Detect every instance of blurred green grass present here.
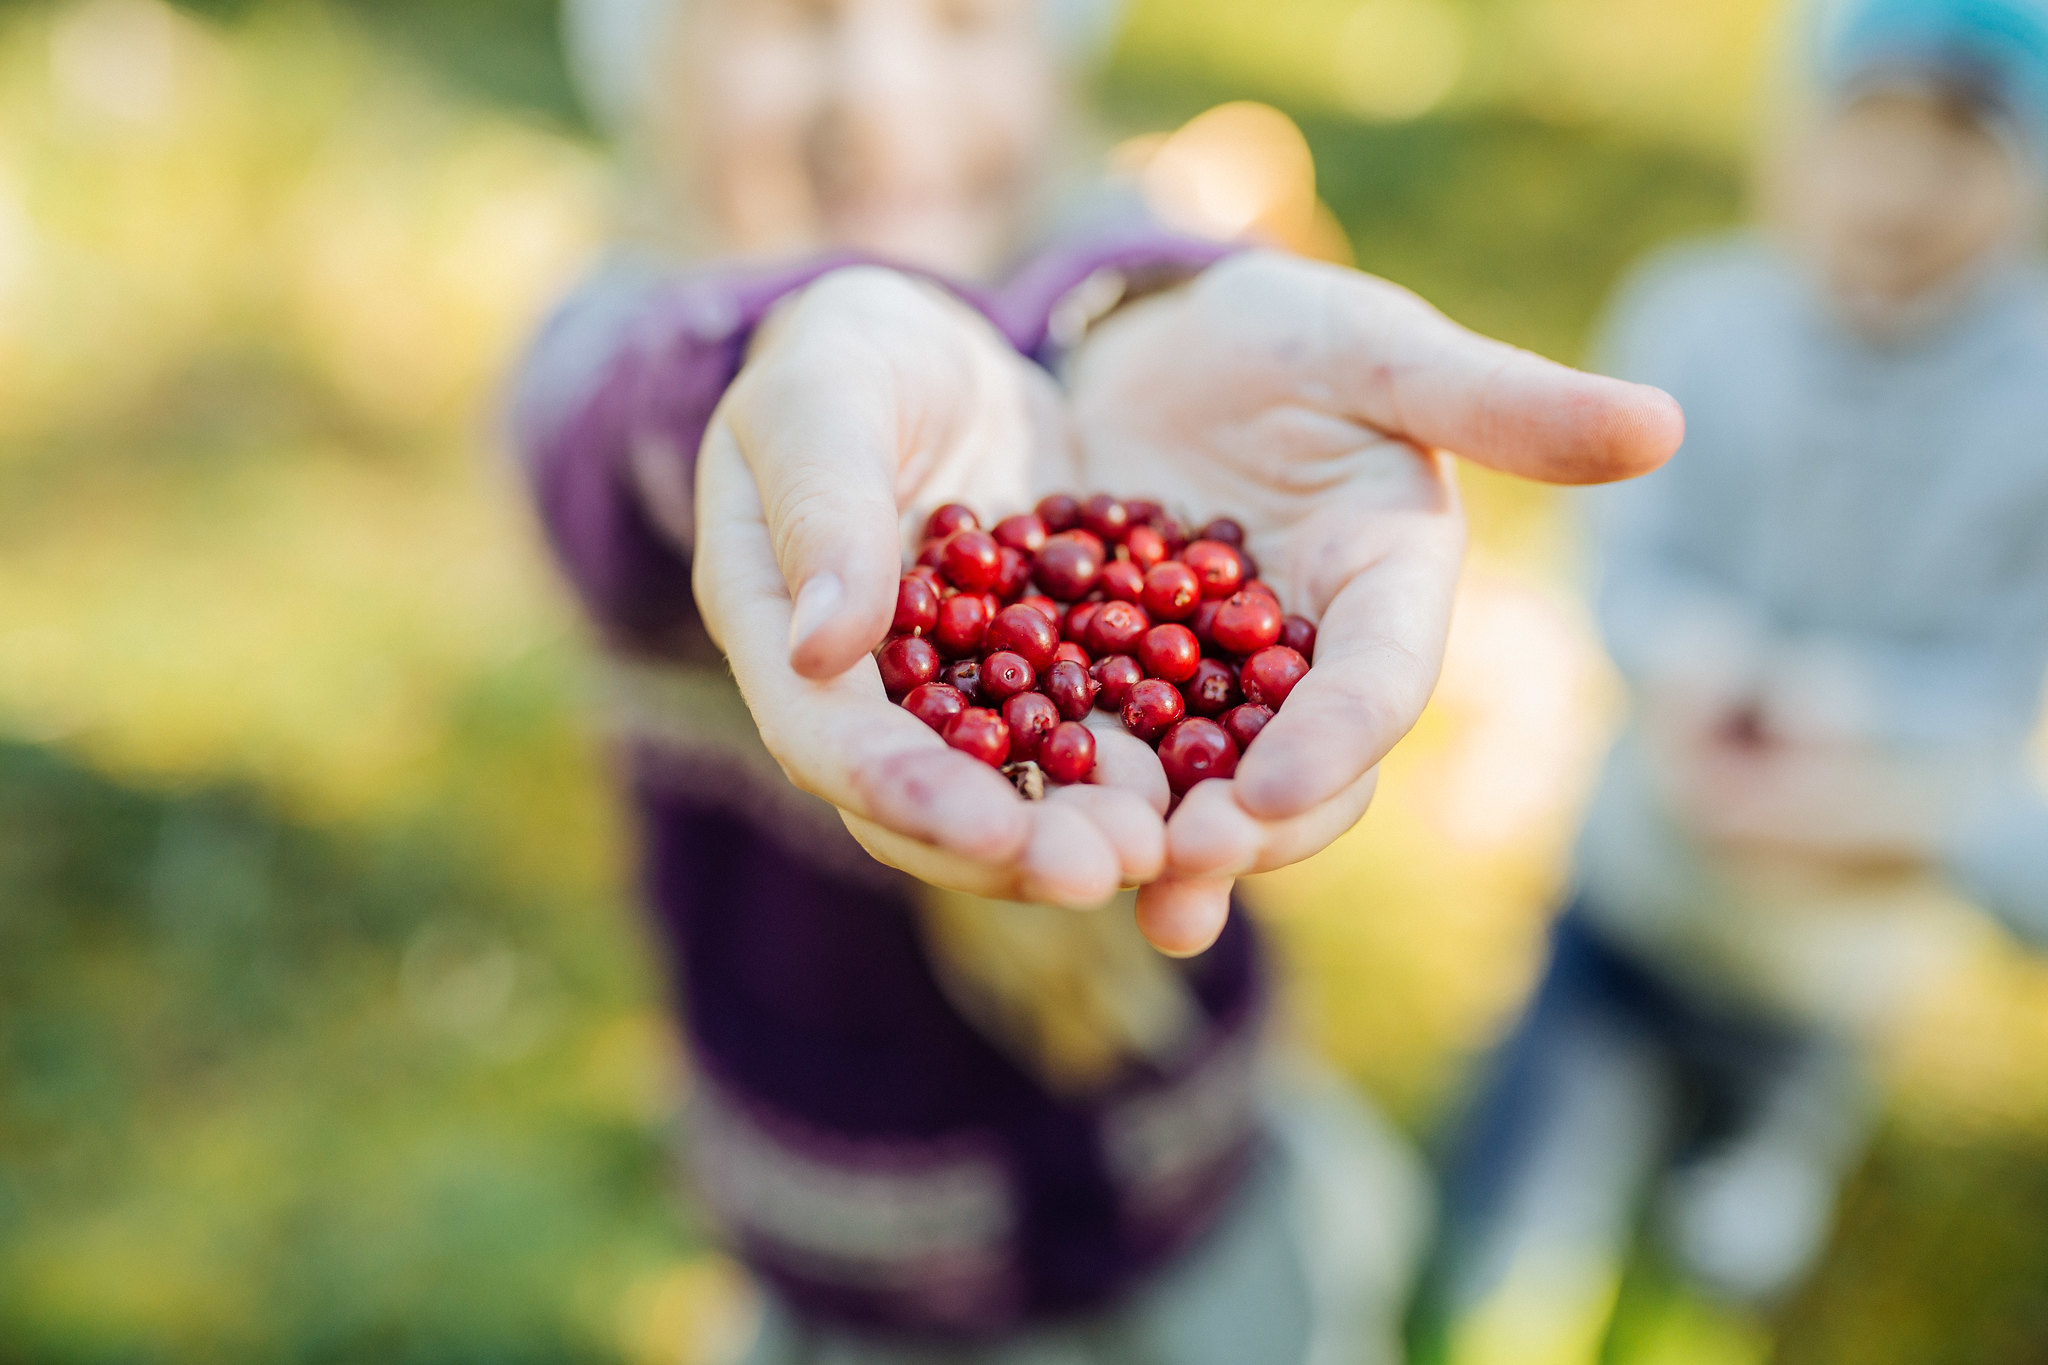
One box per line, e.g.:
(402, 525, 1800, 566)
(3, 1, 2047, 1363)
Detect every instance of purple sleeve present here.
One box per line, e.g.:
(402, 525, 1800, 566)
(513, 231, 1236, 655)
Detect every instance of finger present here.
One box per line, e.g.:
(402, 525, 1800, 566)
(1083, 713, 1171, 816)
(1049, 784, 1167, 886)
(1134, 878, 1236, 958)
(1234, 525, 1459, 821)
(1292, 258, 1685, 484)
(1165, 769, 1380, 878)
(1017, 800, 1124, 910)
(723, 269, 963, 680)
(696, 432, 1033, 863)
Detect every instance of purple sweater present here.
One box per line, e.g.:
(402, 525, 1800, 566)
(513, 234, 1267, 1340)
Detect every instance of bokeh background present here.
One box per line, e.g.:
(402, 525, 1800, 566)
(4, 1, 2048, 1361)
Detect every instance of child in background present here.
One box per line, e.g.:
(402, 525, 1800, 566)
(1431, 0, 2048, 1359)
(519, 0, 1679, 1359)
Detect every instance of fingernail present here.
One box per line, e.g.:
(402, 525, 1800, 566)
(788, 573, 844, 657)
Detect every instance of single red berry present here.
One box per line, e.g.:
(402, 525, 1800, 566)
(1242, 579, 1279, 601)
(1087, 600, 1150, 658)
(1101, 560, 1145, 603)
(1080, 494, 1130, 544)
(925, 503, 979, 541)
(995, 545, 1032, 600)
(1034, 531, 1105, 601)
(934, 593, 991, 658)
(980, 592, 1003, 620)
(980, 650, 1037, 703)
(944, 707, 1010, 767)
(1239, 548, 1261, 580)
(893, 574, 941, 637)
(1198, 517, 1245, 548)
(993, 513, 1048, 555)
(1191, 599, 1223, 654)
(1157, 718, 1240, 794)
(1035, 493, 1081, 533)
(1212, 590, 1284, 656)
(1141, 561, 1202, 623)
(877, 635, 940, 699)
(1139, 624, 1201, 684)
(903, 682, 968, 733)
(984, 603, 1059, 673)
(1279, 615, 1317, 659)
(1239, 646, 1310, 708)
(1046, 659, 1099, 720)
(1183, 657, 1241, 716)
(1040, 721, 1097, 785)
(1064, 599, 1103, 643)
(910, 563, 945, 594)
(1053, 641, 1091, 669)
(916, 538, 947, 571)
(1091, 654, 1143, 710)
(1020, 593, 1061, 627)
(1183, 540, 1246, 600)
(1221, 703, 1274, 751)
(1124, 498, 1165, 529)
(1121, 677, 1186, 742)
(942, 529, 1002, 594)
(1157, 516, 1190, 554)
(1002, 691, 1060, 761)
(943, 658, 983, 703)
(1125, 524, 1168, 571)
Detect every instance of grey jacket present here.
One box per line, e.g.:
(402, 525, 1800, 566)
(1574, 235, 2048, 1021)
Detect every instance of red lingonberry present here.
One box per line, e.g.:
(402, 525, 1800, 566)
(943, 658, 983, 703)
(942, 529, 1002, 594)
(1157, 516, 1190, 554)
(903, 682, 968, 733)
(984, 603, 1059, 673)
(878, 636, 940, 699)
(1141, 561, 1202, 622)
(916, 539, 947, 570)
(944, 707, 1010, 767)
(1183, 657, 1241, 717)
(1046, 659, 1100, 720)
(1053, 641, 1091, 669)
(1100, 560, 1145, 603)
(1183, 540, 1246, 600)
(1091, 654, 1144, 710)
(1020, 593, 1062, 627)
(1064, 600, 1102, 643)
(1198, 517, 1245, 548)
(1125, 524, 1168, 571)
(995, 546, 1032, 600)
(1002, 691, 1060, 761)
(910, 564, 945, 593)
(1239, 548, 1261, 580)
(993, 513, 1048, 555)
(925, 503, 979, 541)
(1211, 590, 1283, 656)
(1278, 615, 1317, 660)
(1040, 721, 1097, 785)
(1221, 703, 1274, 751)
(980, 650, 1037, 703)
(980, 592, 1003, 621)
(1191, 599, 1223, 654)
(1034, 531, 1105, 601)
(1239, 646, 1310, 708)
(1157, 718, 1240, 794)
(1035, 493, 1081, 533)
(1080, 494, 1130, 544)
(1087, 600, 1150, 658)
(1121, 677, 1186, 742)
(1139, 624, 1201, 684)
(934, 593, 991, 658)
(894, 575, 940, 637)
(1124, 498, 1165, 529)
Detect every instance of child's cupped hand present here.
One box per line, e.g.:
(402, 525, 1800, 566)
(694, 255, 1685, 951)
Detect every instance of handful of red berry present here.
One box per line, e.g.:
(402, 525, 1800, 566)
(876, 494, 1316, 799)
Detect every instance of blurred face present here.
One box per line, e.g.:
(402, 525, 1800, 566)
(1788, 88, 2031, 337)
(657, 0, 1064, 279)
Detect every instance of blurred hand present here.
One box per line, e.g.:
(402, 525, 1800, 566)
(692, 267, 1169, 907)
(1065, 252, 1686, 953)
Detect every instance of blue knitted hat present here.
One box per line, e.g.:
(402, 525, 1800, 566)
(1815, 0, 2048, 160)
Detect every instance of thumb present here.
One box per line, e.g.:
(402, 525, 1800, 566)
(719, 269, 965, 680)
